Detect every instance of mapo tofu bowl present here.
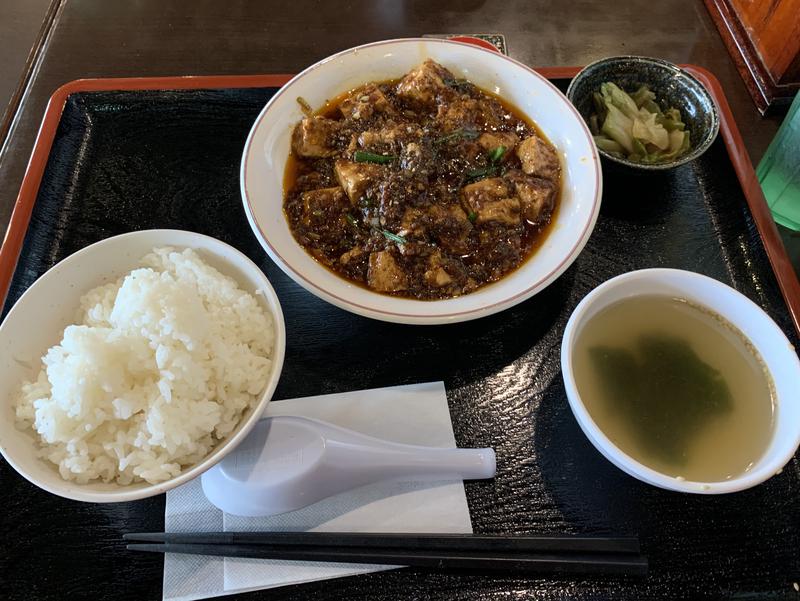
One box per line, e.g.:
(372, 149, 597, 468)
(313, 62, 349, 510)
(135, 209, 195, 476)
(241, 39, 601, 324)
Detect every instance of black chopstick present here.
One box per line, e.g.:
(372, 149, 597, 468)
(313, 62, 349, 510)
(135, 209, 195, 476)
(126, 542, 648, 576)
(123, 532, 640, 555)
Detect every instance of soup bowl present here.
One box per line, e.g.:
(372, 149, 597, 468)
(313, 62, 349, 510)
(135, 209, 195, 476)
(241, 38, 602, 324)
(561, 268, 800, 494)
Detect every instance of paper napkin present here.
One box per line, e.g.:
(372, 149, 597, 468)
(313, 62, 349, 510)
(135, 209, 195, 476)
(162, 381, 473, 601)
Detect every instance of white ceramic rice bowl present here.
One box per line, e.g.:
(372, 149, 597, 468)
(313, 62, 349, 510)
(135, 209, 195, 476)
(0, 230, 286, 502)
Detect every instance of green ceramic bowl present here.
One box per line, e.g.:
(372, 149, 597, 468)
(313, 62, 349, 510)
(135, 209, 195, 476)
(566, 56, 720, 171)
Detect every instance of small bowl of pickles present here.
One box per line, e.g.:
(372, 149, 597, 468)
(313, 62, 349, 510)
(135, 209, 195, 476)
(566, 56, 719, 170)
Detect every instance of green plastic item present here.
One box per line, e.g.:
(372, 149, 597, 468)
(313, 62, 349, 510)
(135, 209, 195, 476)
(758, 92, 800, 231)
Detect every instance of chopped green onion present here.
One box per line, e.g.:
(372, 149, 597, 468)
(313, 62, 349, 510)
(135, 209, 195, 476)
(358, 196, 375, 207)
(467, 211, 478, 223)
(354, 151, 396, 164)
(434, 128, 479, 144)
(489, 145, 507, 163)
(465, 166, 498, 182)
(381, 229, 407, 245)
(311, 209, 323, 217)
(444, 78, 471, 88)
(345, 214, 359, 228)
(296, 96, 313, 117)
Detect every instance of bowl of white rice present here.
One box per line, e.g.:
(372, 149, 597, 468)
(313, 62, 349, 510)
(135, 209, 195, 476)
(0, 229, 285, 502)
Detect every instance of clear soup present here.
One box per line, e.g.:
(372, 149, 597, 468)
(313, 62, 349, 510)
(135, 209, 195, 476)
(572, 295, 775, 482)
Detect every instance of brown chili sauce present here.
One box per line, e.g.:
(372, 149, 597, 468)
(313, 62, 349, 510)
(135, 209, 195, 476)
(283, 59, 561, 300)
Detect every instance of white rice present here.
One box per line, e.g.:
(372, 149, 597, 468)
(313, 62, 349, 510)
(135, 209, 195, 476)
(14, 247, 274, 485)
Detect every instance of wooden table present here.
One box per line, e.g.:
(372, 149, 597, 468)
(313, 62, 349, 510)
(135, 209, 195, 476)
(0, 0, 788, 235)
(1, 2, 797, 600)
(0, 0, 52, 127)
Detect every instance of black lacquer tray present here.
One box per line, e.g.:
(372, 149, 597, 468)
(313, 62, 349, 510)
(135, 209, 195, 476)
(1, 70, 798, 601)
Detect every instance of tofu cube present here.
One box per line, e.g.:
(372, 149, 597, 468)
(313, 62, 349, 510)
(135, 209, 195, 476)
(301, 187, 348, 227)
(396, 59, 454, 108)
(339, 84, 392, 120)
(477, 131, 519, 154)
(367, 251, 408, 292)
(504, 170, 557, 224)
(423, 253, 453, 288)
(291, 117, 340, 158)
(516, 135, 560, 180)
(460, 178, 521, 226)
(334, 160, 384, 204)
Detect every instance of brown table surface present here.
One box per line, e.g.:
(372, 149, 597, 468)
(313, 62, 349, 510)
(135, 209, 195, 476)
(0, 0, 52, 125)
(0, 0, 791, 240)
(1, 2, 799, 600)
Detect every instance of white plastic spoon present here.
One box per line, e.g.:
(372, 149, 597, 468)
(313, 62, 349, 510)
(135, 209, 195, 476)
(201, 416, 496, 517)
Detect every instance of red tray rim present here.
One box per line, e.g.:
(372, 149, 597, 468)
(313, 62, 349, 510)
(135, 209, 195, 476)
(1, 66, 798, 336)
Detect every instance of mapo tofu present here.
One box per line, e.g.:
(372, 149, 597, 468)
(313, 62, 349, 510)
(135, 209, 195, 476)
(284, 59, 561, 300)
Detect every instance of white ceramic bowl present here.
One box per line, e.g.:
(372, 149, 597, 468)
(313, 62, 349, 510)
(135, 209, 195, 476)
(241, 38, 602, 324)
(0, 230, 286, 502)
(561, 268, 800, 494)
